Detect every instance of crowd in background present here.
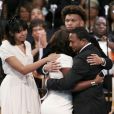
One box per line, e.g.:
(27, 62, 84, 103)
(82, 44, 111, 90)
(0, 0, 113, 37)
(0, 0, 114, 114)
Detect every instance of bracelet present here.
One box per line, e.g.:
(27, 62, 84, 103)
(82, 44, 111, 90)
(42, 65, 49, 75)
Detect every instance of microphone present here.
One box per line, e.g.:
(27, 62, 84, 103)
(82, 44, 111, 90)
(50, 4, 58, 28)
(50, 4, 57, 13)
(104, 5, 109, 16)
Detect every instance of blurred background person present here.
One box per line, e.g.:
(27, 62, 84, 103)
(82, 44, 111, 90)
(29, 8, 54, 42)
(106, 1, 114, 65)
(32, 0, 48, 16)
(31, 8, 45, 21)
(30, 19, 47, 59)
(84, 0, 100, 33)
(27, 8, 46, 43)
(92, 16, 114, 113)
(29, 19, 48, 89)
(46, 0, 85, 31)
(16, 0, 32, 25)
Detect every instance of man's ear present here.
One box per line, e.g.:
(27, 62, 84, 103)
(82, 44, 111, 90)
(82, 38, 87, 42)
(81, 38, 87, 45)
(80, 21, 84, 27)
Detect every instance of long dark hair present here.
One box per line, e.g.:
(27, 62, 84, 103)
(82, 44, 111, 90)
(0, 20, 7, 45)
(5, 17, 28, 45)
(48, 29, 74, 57)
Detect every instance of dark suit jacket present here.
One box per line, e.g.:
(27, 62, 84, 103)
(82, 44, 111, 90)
(89, 34, 112, 70)
(47, 44, 107, 114)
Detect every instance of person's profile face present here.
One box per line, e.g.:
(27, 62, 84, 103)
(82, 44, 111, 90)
(69, 33, 83, 52)
(65, 14, 84, 31)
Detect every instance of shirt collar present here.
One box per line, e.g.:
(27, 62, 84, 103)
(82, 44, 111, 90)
(79, 43, 91, 53)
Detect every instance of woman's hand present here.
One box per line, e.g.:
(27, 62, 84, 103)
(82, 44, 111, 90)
(47, 53, 60, 62)
(44, 61, 61, 72)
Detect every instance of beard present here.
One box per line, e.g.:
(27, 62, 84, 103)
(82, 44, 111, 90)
(72, 48, 78, 53)
(72, 47, 81, 54)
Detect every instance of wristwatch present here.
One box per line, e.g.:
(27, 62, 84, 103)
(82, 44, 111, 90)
(91, 81, 97, 86)
(101, 58, 106, 66)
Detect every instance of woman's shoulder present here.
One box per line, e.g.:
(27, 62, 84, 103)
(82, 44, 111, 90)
(1, 40, 10, 45)
(57, 54, 73, 68)
(59, 54, 72, 59)
(0, 40, 14, 60)
(0, 40, 11, 49)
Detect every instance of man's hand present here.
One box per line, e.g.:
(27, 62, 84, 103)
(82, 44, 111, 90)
(94, 74, 104, 84)
(87, 54, 104, 65)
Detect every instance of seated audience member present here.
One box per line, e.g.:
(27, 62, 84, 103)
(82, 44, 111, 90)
(84, 0, 100, 33)
(30, 19, 48, 89)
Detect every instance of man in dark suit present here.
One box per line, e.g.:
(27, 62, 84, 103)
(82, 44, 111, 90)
(46, 27, 107, 114)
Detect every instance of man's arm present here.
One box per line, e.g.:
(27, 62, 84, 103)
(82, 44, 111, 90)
(103, 57, 113, 69)
(72, 73, 104, 92)
(87, 54, 113, 70)
(45, 60, 104, 92)
(88, 35, 113, 70)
